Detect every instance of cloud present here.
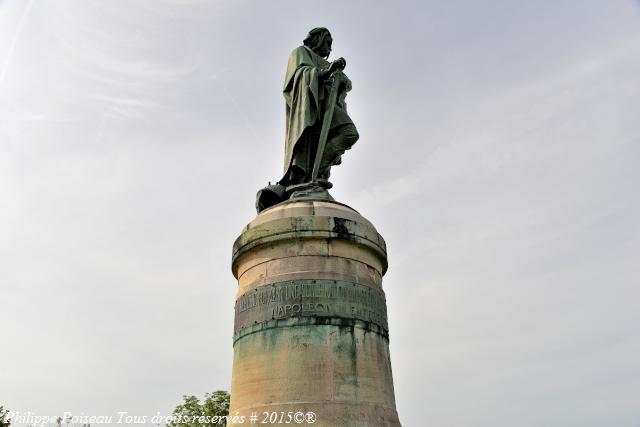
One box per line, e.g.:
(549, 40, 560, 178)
(1, 2, 639, 426)
(0, 0, 34, 93)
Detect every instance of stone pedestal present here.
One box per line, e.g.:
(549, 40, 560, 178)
(229, 200, 400, 426)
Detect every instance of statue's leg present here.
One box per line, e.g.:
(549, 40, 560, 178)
(318, 124, 359, 179)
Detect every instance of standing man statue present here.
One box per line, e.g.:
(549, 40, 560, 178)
(282, 27, 359, 186)
(256, 28, 359, 212)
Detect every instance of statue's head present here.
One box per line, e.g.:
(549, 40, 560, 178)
(303, 27, 332, 59)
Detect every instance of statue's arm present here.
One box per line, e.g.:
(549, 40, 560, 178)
(343, 74, 352, 92)
(318, 57, 346, 80)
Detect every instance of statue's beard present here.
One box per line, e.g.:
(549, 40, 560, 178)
(314, 49, 329, 59)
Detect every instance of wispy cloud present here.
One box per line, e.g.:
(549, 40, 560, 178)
(0, 0, 34, 95)
(1, 2, 639, 426)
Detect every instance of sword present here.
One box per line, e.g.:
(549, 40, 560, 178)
(311, 71, 344, 182)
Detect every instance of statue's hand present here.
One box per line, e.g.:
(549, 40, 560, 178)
(329, 57, 346, 73)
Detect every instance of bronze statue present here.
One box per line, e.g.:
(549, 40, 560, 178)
(256, 28, 359, 212)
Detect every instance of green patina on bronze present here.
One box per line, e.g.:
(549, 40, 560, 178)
(282, 27, 358, 184)
(256, 28, 360, 212)
(233, 280, 389, 341)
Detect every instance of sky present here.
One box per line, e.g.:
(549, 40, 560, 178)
(1, 0, 639, 426)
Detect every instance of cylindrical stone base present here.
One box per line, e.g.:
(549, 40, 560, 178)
(229, 200, 400, 426)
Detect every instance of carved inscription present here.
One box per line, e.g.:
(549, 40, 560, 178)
(234, 280, 388, 334)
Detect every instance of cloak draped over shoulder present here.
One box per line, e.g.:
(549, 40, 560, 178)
(283, 46, 326, 175)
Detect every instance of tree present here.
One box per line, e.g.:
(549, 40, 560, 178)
(168, 391, 230, 427)
(0, 406, 11, 427)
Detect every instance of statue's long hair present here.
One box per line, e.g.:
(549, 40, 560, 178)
(303, 27, 331, 58)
